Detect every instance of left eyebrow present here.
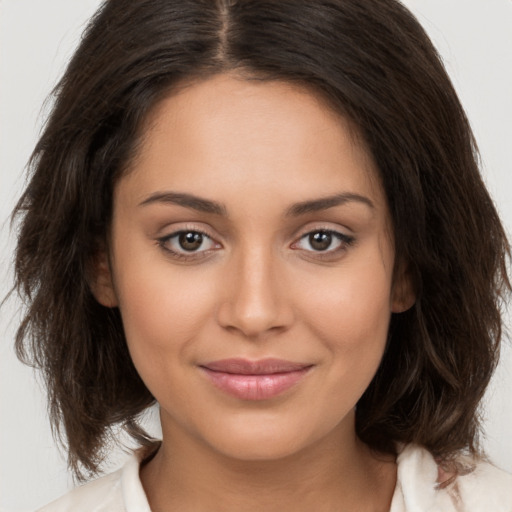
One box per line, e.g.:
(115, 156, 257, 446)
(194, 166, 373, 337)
(285, 193, 375, 217)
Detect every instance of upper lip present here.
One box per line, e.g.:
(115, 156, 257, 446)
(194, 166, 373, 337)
(200, 358, 312, 375)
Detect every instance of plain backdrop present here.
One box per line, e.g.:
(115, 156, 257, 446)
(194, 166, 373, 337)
(1, 1, 511, 510)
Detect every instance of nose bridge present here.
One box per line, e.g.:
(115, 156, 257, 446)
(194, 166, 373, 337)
(217, 241, 291, 337)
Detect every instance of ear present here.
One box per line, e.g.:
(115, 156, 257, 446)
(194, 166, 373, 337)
(89, 249, 118, 308)
(391, 263, 415, 313)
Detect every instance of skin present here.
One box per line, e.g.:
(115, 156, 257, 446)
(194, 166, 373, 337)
(93, 73, 414, 511)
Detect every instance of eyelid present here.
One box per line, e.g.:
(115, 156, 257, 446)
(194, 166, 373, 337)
(154, 222, 355, 262)
(156, 224, 222, 260)
(292, 229, 354, 248)
(292, 222, 354, 242)
(154, 221, 216, 238)
(290, 225, 356, 258)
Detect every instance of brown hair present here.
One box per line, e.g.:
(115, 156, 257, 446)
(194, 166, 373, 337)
(12, 0, 510, 480)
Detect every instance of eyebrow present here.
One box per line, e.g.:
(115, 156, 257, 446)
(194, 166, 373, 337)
(139, 191, 374, 216)
(139, 191, 227, 216)
(285, 193, 374, 216)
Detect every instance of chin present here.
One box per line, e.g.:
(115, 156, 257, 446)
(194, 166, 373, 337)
(197, 413, 330, 463)
(212, 434, 309, 462)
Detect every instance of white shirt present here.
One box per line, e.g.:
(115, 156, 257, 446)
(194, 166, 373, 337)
(38, 444, 512, 512)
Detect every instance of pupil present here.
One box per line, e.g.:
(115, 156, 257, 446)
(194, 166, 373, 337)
(310, 231, 332, 251)
(179, 232, 203, 251)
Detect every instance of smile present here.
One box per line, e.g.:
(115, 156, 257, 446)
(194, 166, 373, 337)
(199, 358, 313, 400)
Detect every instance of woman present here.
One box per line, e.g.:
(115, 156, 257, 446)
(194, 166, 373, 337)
(10, 0, 512, 510)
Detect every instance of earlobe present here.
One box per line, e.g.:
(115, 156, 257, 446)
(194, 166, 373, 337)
(89, 250, 118, 308)
(391, 264, 416, 313)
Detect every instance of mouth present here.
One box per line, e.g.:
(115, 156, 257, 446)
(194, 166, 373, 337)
(199, 358, 313, 401)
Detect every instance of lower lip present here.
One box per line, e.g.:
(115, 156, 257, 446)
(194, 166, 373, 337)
(200, 367, 312, 400)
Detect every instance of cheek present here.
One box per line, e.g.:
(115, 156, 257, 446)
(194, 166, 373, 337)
(300, 252, 393, 360)
(112, 249, 219, 367)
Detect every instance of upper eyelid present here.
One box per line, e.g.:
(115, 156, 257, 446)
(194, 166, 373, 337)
(299, 229, 351, 239)
(160, 227, 212, 237)
(157, 231, 352, 262)
(159, 229, 218, 246)
(292, 229, 354, 247)
(157, 223, 218, 240)
(157, 230, 220, 260)
(292, 223, 354, 240)
(155, 222, 354, 244)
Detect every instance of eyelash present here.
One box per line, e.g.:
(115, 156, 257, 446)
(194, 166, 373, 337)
(291, 229, 356, 260)
(157, 228, 218, 261)
(156, 228, 355, 262)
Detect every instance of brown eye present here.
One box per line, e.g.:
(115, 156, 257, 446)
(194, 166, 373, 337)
(179, 231, 204, 251)
(309, 231, 333, 251)
(158, 229, 219, 258)
(292, 229, 355, 256)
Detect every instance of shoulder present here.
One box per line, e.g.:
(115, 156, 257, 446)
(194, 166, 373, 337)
(37, 468, 124, 512)
(454, 456, 512, 511)
(36, 450, 151, 512)
(394, 444, 512, 512)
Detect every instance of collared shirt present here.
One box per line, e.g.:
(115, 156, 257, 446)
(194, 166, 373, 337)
(38, 444, 512, 512)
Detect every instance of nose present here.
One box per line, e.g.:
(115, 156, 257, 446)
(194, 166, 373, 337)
(216, 246, 294, 339)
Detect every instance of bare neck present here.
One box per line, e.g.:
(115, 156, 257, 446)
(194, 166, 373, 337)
(140, 418, 397, 512)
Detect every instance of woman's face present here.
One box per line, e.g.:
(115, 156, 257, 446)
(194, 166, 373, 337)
(96, 73, 411, 461)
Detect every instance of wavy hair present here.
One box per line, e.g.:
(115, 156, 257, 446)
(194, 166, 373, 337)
(12, 0, 510, 479)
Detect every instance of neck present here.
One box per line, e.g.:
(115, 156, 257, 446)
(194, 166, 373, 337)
(140, 413, 397, 512)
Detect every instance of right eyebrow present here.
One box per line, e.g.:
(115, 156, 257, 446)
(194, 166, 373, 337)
(138, 191, 228, 216)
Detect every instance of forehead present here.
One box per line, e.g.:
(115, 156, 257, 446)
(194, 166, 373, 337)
(120, 73, 386, 213)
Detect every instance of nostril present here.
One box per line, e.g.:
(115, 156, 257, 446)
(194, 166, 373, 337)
(216, 296, 294, 339)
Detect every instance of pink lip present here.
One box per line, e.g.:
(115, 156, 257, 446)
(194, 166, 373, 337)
(200, 358, 313, 400)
